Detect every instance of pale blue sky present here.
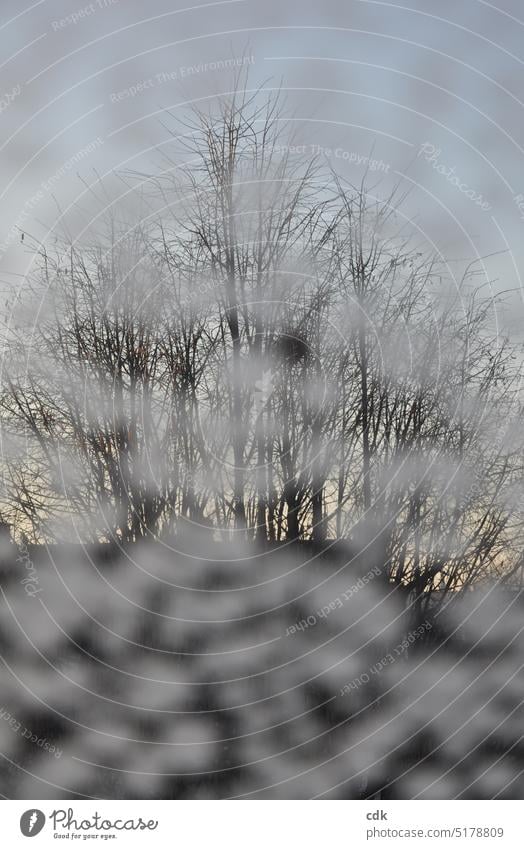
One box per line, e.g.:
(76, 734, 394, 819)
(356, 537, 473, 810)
(1, 0, 523, 336)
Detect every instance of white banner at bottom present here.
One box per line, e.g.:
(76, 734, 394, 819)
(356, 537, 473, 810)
(1, 800, 520, 848)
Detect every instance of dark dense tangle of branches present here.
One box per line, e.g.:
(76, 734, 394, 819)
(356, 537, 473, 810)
(1, 83, 524, 604)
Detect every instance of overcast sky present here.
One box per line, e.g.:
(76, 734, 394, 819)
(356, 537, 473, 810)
(1, 0, 523, 336)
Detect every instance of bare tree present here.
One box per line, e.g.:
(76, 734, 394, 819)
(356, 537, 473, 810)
(1, 78, 523, 598)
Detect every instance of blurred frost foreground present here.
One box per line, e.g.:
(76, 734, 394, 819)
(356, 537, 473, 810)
(0, 81, 523, 798)
(0, 537, 522, 800)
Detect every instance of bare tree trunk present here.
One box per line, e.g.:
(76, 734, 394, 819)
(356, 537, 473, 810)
(359, 319, 372, 513)
(227, 280, 247, 531)
(285, 482, 300, 541)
